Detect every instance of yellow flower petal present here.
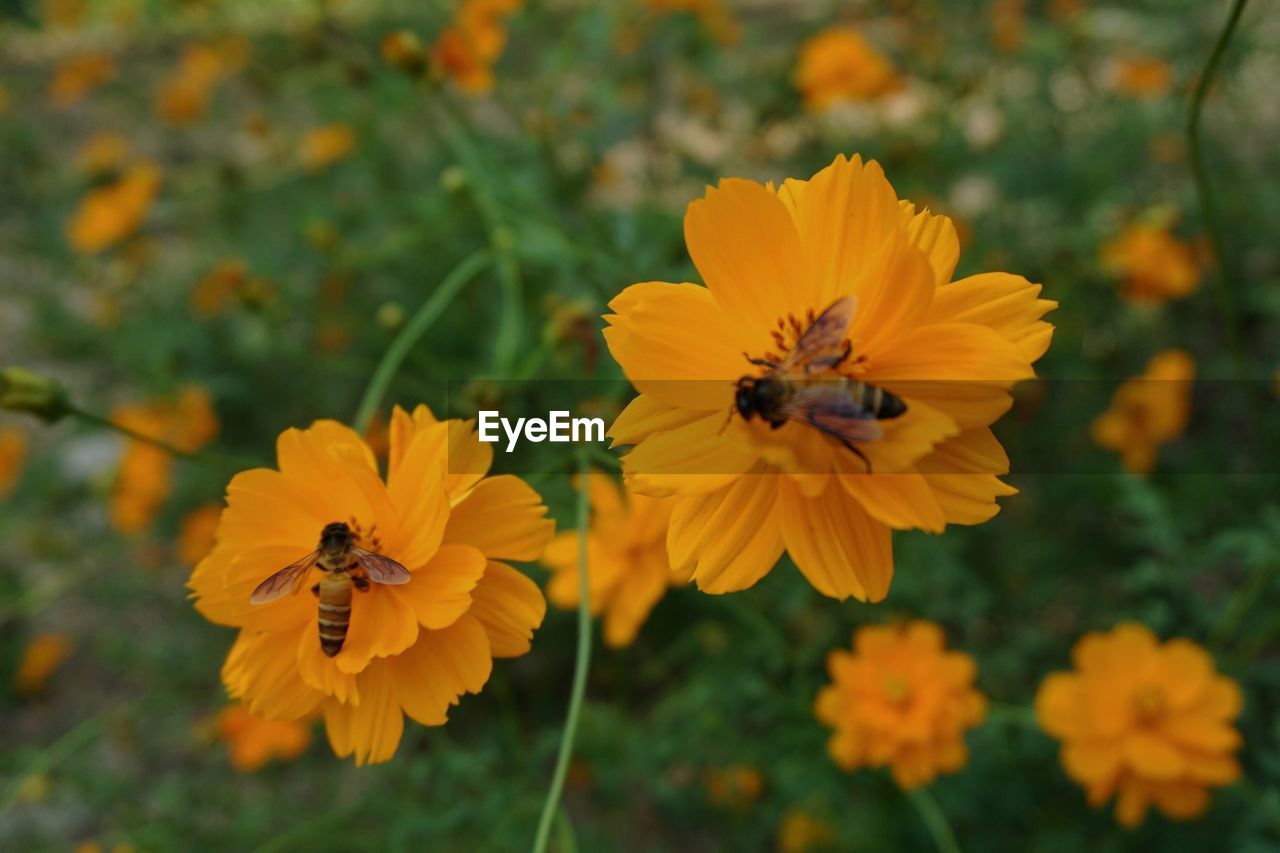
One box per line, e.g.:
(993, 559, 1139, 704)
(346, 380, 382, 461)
(443, 474, 554, 561)
(667, 470, 784, 593)
(924, 272, 1056, 362)
(1123, 731, 1186, 780)
(778, 477, 891, 601)
(223, 631, 325, 720)
(323, 662, 402, 766)
(387, 614, 491, 726)
(469, 561, 546, 657)
(394, 544, 486, 629)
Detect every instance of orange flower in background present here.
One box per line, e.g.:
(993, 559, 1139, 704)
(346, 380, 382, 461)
(300, 124, 357, 171)
(815, 621, 986, 788)
(604, 155, 1055, 601)
(431, 0, 522, 94)
(216, 704, 312, 772)
(76, 132, 130, 176)
(1113, 56, 1173, 99)
(704, 763, 764, 811)
(1091, 349, 1194, 475)
(14, 633, 73, 697)
(1101, 221, 1200, 304)
(155, 39, 248, 126)
(66, 162, 162, 254)
(777, 808, 834, 853)
(0, 426, 27, 498)
(191, 258, 248, 316)
(541, 473, 688, 648)
(794, 28, 899, 112)
(48, 53, 116, 108)
(1036, 623, 1243, 827)
(189, 405, 553, 765)
(111, 386, 219, 535)
(990, 0, 1026, 53)
(179, 504, 223, 565)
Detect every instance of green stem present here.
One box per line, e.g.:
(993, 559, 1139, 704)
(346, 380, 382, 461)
(434, 102, 524, 377)
(0, 709, 112, 820)
(531, 450, 593, 853)
(906, 786, 963, 853)
(352, 250, 493, 433)
(66, 405, 254, 469)
(1187, 0, 1250, 371)
(1210, 558, 1278, 652)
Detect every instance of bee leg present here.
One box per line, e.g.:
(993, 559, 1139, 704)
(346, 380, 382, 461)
(352, 575, 371, 592)
(847, 443, 873, 474)
(310, 583, 320, 598)
(768, 418, 787, 430)
(743, 353, 777, 368)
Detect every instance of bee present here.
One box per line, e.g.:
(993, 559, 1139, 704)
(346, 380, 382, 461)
(250, 521, 411, 657)
(734, 296, 906, 472)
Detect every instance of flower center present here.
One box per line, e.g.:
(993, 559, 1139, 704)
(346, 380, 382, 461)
(881, 674, 911, 706)
(747, 310, 866, 377)
(1132, 685, 1166, 722)
(347, 516, 383, 553)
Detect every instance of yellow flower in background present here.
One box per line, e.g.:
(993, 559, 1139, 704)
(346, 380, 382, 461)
(814, 621, 986, 788)
(179, 504, 223, 565)
(216, 704, 312, 772)
(48, 53, 117, 108)
(0, 426, 27, 498)
(110, 386, 219, 535)
(541, 473, 688, 648)
(1091, 349, 1194, 475)
(189, 405, 553, 765)
(14, 633, 73, 697)
(1101, 221, 1200, 304)
(991, 0, 1026, 53)
(604, 155, 1055, 601)
(300, 124, 357, 172)
(66, 162, 162, 255)
(703, 763, 764, 811)
(76, 132, 131, 176)
(155, 39, 249, 126)
(777, 808, 834, 853)
(1036, 623, 1243, 827)
(1113, 55, 1173, 99)
(794, 28, 899, 112)
(431, 0, 522, 94)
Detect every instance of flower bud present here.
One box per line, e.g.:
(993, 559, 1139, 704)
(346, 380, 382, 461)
(1, 368, 69, 422)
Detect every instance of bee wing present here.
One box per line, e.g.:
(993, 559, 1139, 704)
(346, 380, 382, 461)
(779, 383, 884, 445)
(776, 297, 858, 375)
(250, 550, 321, 604)
(351, 547, 411, 585)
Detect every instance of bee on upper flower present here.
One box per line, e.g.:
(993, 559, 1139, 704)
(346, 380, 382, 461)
(189, 405, 553, 765)
(603, 155, 1055, 601)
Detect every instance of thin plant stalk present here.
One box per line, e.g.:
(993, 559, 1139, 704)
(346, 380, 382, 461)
(66, 405, 254, 469)
(1187, 0, 1251, 371)
(531, 450, 593, 853)
(906, 786, 963, 853)
(352, 250, 493, 433)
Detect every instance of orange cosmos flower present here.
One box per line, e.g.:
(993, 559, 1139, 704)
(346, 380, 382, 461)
(155, 40, 247, 126)
(1112, 56, 1173, 99)
(541, 473, 688, 648)
(76, 132, 130, 176)
(110, 386, 219, 535)
(1091, 349, 1194, 475)
(179, 504, 223, 565)
(48, 53, 116, 108)
(604, 155, 1054, 601)
(1036, 623, 1243, 827)
(815, 621, 986, 788)
(300, 124, 357, 171)
(0, 426, 27, 499)
(189, 405, 553, 765)
(66, 162, 162, 255)
(216, 704, 312, 772)
(191, 258, 249, 316)
(14, 633, 73, 697)
(990, 0, 1026, 53)
(430, 0, 521, 94)
(1101, 221, 1200, 304)
(777, 808, 834, 853)
(703, 763, 764, 812)
(794, 28, 899, 112)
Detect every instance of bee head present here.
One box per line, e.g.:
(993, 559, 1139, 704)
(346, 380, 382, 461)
(320, 521, 354, 550)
